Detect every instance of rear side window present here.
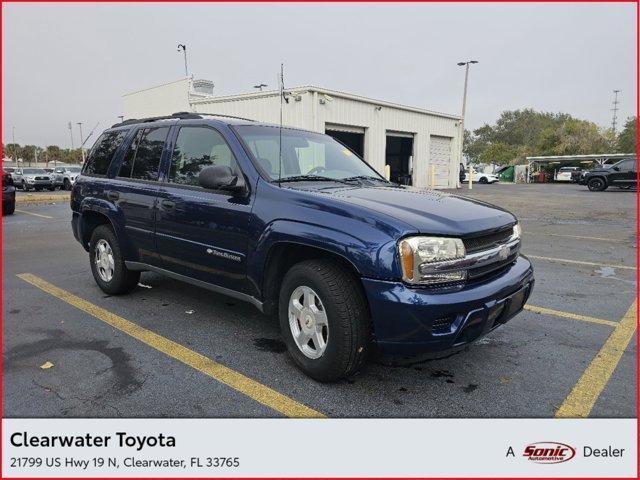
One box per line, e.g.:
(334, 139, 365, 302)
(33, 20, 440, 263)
(83, 130, 128, 176)
(169, 127, 237, 187)
(117, 127, 169, 181)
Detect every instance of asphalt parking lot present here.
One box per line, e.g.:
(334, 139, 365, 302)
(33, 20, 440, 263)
(2, 183, 636, 418)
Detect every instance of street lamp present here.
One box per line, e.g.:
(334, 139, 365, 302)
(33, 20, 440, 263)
(77, 122, 85, 164)
(118, 115, 124, 123)
(457, 60, 478, 187)
(177, 44, 188, 77)
(254, 83, 268, 92)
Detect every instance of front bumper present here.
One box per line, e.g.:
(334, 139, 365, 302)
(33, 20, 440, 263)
(362, 255, 534, 354)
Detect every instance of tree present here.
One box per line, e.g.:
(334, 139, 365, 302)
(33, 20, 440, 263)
(478, 142, 518, 165)
(617, 117, 637, 153)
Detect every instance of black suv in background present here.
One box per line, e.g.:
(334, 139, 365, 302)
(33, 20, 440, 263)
(580, 157, 637, 191)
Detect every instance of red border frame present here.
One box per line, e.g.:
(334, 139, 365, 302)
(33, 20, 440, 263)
(0, 1, 638, 479)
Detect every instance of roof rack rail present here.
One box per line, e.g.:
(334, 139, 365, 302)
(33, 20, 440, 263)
(111, 111, 255, 128)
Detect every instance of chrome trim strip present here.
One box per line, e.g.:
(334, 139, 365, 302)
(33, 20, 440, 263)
(420, 238, 520, 275)
(124, 261, 264, 312)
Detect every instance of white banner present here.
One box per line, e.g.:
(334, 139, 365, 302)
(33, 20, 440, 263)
(2, 418, 636, 478)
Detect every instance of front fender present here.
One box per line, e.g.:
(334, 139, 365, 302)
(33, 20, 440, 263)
(247, 219, 400, 298)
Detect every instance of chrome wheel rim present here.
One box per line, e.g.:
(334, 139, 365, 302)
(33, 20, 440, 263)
(94, 239, 115, 282)
(288, 286, 329, 359)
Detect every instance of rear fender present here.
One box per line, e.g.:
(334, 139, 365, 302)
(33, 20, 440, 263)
(79, 198, 136, 260)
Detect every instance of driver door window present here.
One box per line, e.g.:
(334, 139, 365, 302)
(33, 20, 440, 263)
(169, 126, 237, 187)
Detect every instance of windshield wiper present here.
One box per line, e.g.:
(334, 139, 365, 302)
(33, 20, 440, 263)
(277, 175, 350, 184)
(342, 175, 402, 186)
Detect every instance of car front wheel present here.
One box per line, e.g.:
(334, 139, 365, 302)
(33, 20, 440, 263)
(479, 177, 488, 184)
(2, 199, 15, 215)
(89, 225, 140, 295)
(587, 177, 607, 191)
(279, 259, 371, 382)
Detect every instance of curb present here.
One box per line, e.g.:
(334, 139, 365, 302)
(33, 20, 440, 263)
(15, 194, 70, 204)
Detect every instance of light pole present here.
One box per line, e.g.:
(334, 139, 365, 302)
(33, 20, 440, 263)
(254, 83, 267, 92)
(118, 115, 124, 123)
(11, 126, 16, 163)
(177, 44, 188, 77)
(457, 60, 478, 187)
(68, 122, 74, 150)
(77, 122, 85, 164)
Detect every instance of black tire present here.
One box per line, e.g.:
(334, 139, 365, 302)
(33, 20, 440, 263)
(89, 225, 140, 295)
(587, 177, 607, 192)
(63, 178, 71, 190)
(278, 259, 371, 382)
(479, 177, 488, 184)
(22, 181, 29, 191)
(2, 200, 15, 215)
(47, 186, 55, 191)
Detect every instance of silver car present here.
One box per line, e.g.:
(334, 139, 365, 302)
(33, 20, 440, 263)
(17, 168, 55, 191)
(53, 165, 82, 190)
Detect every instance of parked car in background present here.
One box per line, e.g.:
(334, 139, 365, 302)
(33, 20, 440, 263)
(71, 113, 533, 381)
(6, 167, 23, 184)
(17, 168, 55, 191)
(580, 158, 637, 191)
(2, 170, 16, 215)
(53, 165, 82, 190)
(555, 166, 581, 182)
(464, 170, 500, 184)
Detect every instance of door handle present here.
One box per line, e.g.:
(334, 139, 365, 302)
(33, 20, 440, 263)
(106, 190, 119, 201)
(160, 199, 176, 211)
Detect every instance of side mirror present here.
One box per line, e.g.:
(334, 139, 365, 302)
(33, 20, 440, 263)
(199, 165, 245, 192)
(613, 166, 620, 171)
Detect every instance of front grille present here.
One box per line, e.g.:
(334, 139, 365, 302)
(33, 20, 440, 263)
(34, 176, 50, 181)
(468, 252, 518, 280)
(463, 227, 513, 254)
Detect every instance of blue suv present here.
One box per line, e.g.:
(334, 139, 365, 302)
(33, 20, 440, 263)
(71, 112, 534, 381)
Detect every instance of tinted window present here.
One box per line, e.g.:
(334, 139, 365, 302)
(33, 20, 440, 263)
(84, 130, 127, 175)
(117, 130, 144, 179)
(23, 169, 46, 174)
(169, 127, 237, 186)
(616, 159, 635, 171)
(117, 127, 168, 181)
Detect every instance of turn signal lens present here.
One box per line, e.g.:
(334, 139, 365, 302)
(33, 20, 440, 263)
(399, 240, 415, 282)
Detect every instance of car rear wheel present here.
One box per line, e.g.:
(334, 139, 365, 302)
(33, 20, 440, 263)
(22, 181, 29, 191)
(587, 177, 607, 191)
(278, 259, 371, 382)
(89, 225, 140, 295)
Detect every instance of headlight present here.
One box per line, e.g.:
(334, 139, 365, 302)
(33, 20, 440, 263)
(398, 236, 466, 285)
(512, 223, 521, 239)
(27, 178, 35, 183)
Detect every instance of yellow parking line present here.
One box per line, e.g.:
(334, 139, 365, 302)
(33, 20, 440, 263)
(527, 254, 636, 271)
(555, 301, 637, 418)
(15, 209, 53, 219)
(524, 304, 618, 328)
(17, 273, 324, 419)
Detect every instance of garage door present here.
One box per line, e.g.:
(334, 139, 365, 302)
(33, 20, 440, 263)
(429, 136, 452, 188)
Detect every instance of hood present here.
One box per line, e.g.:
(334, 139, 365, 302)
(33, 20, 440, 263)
(290, 184, 516, 236)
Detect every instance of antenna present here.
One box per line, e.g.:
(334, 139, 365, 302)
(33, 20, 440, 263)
(611, 89, 621, 135)
(278, 63, 285, 187)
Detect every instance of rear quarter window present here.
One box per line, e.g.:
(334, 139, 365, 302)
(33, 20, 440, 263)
(83, 130, 128, 176)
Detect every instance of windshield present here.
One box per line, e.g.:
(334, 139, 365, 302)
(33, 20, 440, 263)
(234, 125, 384, 182)
(23, 168, 46, 174)
(67, 167, 81, 173)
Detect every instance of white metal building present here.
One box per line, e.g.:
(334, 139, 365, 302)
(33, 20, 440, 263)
(123, 78, 462, 188)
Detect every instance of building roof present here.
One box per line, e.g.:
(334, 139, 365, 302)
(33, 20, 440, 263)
(190, 85, 461, 121)
(525, 153, 635, 164)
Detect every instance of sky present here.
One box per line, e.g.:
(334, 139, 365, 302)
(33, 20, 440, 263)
(2, 2, 636, 148)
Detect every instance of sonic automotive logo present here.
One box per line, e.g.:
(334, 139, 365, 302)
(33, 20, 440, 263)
(523, 442, 576, 464)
